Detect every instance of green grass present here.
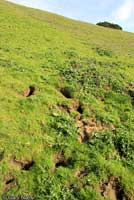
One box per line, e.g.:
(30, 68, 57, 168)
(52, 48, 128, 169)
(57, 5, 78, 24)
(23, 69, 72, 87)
(0, 0, 134, 199)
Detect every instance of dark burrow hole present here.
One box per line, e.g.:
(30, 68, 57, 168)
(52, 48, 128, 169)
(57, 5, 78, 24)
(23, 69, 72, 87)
(55, 158, 72, 168)
(60, 87, 72, 99)
(55, 151, 73, 168)
(0, 151, 4, 161)
(11, 156, 35, 171)
(77, 104, 83, 114)
(128, 89, 134, 98)
(22, 160, 35, 171)
(128, 90, 134, 105)
(114, 188, 127, 200)
(117, 191, 126, 200)
(101, 177, 128, 200)
(24, 86, 35, 97)
(6, 178, 14, 185)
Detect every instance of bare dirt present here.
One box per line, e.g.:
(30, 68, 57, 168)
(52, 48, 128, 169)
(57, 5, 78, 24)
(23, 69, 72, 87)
(77, 118, 105, 142)
(4, 173, 16, 192)
(10, 156, 35, 171)
(99, 177, 128, 200)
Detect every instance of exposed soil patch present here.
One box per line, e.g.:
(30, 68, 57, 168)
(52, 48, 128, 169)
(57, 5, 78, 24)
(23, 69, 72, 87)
(77, 118, 104, 142)
(60, 87, 72, 98)
(5, 178, 14, 185)
(10, 156, 35, 171)
(74, 168, 88, 178)
(0, 151, 4, 161)
(22, 160, 35, 170)
(72, 99, 80, 111)
(58, 104, 71, 113)
(54, 151, 73, 169)
(100, 177, 127, 200)
(58, 99, 81, 114)
(4, 174, 16, 192)
(23, 86, 35, 97)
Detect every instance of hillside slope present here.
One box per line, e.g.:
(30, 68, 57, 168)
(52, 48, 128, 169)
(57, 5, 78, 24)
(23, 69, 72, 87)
(0, 0, 134, 199)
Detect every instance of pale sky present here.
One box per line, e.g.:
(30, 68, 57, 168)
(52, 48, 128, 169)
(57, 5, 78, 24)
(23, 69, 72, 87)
(7, 0, 134, 31)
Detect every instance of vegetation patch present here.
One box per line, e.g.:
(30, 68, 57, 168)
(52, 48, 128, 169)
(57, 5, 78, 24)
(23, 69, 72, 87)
(0, 150, 4, 161)
(0, 0, 134, 199)
(96, 21, 123, 30)
(93, 47, 114, 57)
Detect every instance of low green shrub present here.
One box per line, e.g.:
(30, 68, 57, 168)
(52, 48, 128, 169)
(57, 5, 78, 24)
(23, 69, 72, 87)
(96, 21, 123, 30)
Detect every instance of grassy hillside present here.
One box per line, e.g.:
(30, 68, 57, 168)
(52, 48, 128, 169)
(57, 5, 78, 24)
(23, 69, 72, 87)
(0, 0, 134, 199)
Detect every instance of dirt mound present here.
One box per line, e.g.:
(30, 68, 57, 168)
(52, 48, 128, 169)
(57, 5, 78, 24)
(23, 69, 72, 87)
(77, 118, 104, 142)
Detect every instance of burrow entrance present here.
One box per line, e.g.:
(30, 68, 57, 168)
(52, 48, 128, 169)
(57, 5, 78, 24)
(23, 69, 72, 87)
(10, 156, 35, 171)
(23, 86, 35, 97)
(60, 87, 72, 99)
